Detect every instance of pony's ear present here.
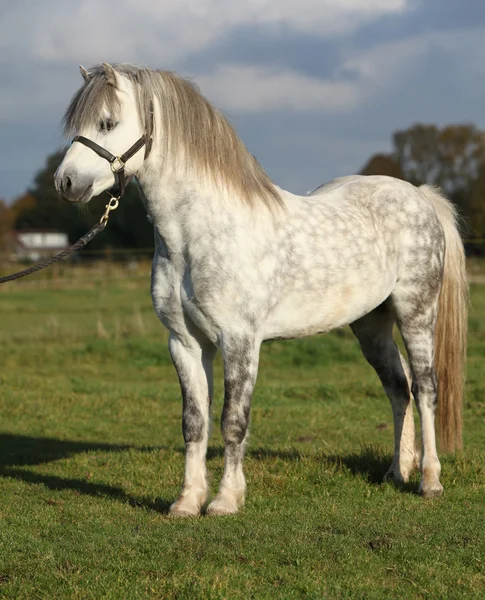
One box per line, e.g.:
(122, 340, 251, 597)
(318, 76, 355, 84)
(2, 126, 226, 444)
(79, 65, 89, 82)
(102, 63, 118, 86)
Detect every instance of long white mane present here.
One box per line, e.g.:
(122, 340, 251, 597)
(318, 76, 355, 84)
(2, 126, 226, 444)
(63, 64, 282, 208)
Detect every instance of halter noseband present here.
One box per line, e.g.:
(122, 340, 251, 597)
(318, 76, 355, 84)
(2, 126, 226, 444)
(72, 131, 152, 197)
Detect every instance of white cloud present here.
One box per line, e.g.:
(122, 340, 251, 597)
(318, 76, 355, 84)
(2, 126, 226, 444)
(197, 65, 360, 113)
(0, 1, 483, 205)
(0, 0, 412, 122)
(343, 37, 431, 86)
(195, 27, 485, 114)
(342, 27, 485, 97)
(0, 0, 409, 66)
(2, 10, 484, 123)
(132, 0, 409, 45)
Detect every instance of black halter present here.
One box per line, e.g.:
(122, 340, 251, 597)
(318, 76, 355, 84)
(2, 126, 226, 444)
(72, 132, 152, 197)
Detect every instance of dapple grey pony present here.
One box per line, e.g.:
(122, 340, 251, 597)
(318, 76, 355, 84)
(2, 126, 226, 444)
(55, 63, 467, 516)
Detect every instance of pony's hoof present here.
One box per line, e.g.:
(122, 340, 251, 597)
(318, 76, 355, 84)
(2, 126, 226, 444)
(168, 508, 200, 518)
(384, 455, 416, 485)
(383, 469, 407, 485)
(419, 482, 444, 498)
(168, 500, 202, 518)
(206, 503, 239, 516)
(206, 495, 241, 516)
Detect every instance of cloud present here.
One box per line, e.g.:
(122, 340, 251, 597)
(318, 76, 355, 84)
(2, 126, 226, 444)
(196, 65, 360, 113)
(342, 26, 485, 100)
(0, 0, 410, 124)
(1, 0, 484, 203)
(196, 24, 485, 114)
(0, 0, 409, 67)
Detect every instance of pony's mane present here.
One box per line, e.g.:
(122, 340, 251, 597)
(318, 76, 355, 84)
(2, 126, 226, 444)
(63, 64, 282, 208)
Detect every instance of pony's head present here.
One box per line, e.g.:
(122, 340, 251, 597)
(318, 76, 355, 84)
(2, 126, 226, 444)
(55, 63, 281, 209)
(55, 63, 150, 203)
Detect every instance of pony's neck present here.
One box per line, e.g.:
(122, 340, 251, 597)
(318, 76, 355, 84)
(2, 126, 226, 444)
(136, 156, 248, 256)
(132, 88, 282, 229)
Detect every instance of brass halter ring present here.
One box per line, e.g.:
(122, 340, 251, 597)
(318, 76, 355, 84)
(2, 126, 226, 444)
(110, 157, 125, 173)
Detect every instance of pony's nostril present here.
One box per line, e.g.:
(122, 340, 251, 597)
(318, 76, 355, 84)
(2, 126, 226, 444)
(65, 176, 72, 191)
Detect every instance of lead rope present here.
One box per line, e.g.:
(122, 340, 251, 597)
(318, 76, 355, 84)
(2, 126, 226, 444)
(0, 195, 120, 284)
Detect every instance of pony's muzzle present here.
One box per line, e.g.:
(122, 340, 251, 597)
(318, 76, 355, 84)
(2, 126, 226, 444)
(55, 170, 92, 203)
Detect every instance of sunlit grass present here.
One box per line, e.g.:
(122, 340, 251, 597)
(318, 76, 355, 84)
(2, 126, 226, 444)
(0, 282, 484, 598)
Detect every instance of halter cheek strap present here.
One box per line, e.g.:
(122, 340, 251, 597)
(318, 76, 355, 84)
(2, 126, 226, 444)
(72, 134, 151, 197)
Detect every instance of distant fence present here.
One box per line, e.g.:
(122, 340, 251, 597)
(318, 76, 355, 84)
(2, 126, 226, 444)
(0, 248, 155, 290)
(2, 242, 485, 289)
(0, 246, 155, 264)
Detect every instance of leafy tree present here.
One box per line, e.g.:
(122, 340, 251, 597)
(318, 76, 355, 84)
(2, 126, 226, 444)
(393, 124, 485, 195)
(467, 167, 485, 238)
(360, 153, 405, 180)
(360, 123, 485, 242)
(0, 198, 13, 252)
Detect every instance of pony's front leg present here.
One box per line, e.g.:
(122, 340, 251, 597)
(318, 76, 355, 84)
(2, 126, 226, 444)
(169, 333, 215, 517)
(207, 336, 260, 516)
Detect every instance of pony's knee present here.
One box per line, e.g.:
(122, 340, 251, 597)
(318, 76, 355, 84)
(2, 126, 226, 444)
(221, 401, 250, 446)
(183, 401, 206, 443)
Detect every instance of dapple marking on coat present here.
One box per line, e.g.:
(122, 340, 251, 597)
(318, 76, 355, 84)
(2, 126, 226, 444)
(55, 63, 467, 516)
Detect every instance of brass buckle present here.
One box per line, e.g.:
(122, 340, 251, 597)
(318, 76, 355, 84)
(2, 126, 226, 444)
(100, 196, 120, 226)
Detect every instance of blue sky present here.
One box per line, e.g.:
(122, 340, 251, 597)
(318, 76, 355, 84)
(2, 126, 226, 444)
(1, 0, 484, 201)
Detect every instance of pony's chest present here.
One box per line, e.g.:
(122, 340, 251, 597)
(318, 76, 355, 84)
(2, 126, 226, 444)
(180, 268, 224, 340)
(151, 257, 221, 341)
(150, 257, 179, 320)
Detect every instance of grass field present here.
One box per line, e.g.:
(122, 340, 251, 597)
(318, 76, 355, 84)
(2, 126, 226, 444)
(0, 277, 484, 599)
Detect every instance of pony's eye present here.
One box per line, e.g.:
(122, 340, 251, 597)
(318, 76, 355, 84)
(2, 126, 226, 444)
(100, 119, 116, 132)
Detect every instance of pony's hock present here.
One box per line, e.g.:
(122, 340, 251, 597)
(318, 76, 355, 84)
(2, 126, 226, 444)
(54, 63, 469, 515)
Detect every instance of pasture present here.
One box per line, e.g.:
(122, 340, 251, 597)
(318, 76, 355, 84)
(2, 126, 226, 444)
(0, 274, 484, 599)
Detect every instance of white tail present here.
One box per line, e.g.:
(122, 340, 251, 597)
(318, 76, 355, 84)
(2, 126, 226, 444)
(420, 185, 468, 451)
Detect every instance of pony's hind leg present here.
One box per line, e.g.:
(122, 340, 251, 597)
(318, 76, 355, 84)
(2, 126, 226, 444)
(168, 332, 216, 517)
(206, 335, 260, 515)
(351, 301, 417, 483)
(392, 286, 443, 498)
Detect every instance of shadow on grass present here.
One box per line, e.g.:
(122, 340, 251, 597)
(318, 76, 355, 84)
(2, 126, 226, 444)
(0, 433, 419, 507)
(214, 445, 420, 494)
(0, 433, 135, 468)
(0, 433, 172, 513)
(4, 468, 172, 513)
(324, 449, 420, 494)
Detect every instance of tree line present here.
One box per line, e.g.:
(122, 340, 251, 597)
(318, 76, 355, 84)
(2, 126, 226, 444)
(1, 123, 485, 254)
(0, 150, 154, 254)
(360, 124, 485, 241)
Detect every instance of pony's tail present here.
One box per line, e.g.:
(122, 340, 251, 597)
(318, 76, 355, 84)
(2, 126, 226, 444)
(420, 185, 468, 452)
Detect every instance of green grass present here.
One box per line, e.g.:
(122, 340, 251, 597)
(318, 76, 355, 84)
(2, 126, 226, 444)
(0, 281, 484, 599)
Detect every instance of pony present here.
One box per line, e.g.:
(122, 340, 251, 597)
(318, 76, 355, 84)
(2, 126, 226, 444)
(55, 63, 467, 516)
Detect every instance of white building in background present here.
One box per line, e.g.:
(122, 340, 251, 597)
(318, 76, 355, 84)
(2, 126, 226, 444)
(12, 230, 69, 261)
